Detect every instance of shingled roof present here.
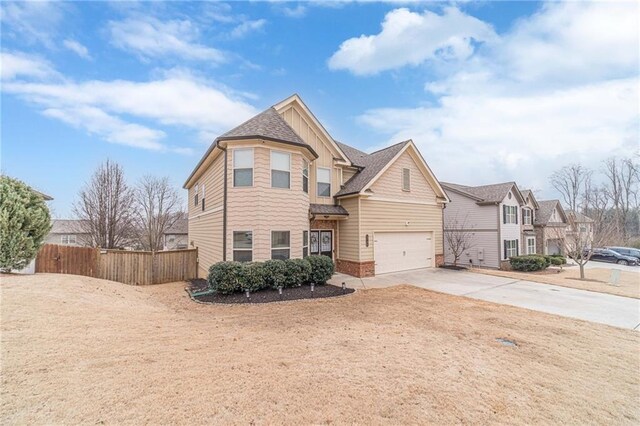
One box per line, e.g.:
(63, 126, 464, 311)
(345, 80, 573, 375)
(219, 107, 308, 146)
(309, 203, 349, 216)
(441, 181, 521, 204)
(566, 210, 594, 223)
(334, 141, 410, 197)
(535, 200, 567, 225)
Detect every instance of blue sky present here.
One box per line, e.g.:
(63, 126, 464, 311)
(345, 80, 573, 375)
(1, 1, 638, 218)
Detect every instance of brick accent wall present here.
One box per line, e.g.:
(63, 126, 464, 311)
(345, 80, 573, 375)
(499, 260, 512, 270)
(310, 219, 337, 230)
(336, 259, 375, 278)
(435, 254, 444, 267)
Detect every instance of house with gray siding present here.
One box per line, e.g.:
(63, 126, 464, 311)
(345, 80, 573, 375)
(442, 182, 525, 269)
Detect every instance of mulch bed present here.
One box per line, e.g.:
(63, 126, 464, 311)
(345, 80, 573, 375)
(187, 279, 354, 304)
(439, 265, 468, 271)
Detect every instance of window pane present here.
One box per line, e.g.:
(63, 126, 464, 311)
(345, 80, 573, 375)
(234, 149, 253, 168)
(317, 168, 331, 183)
(234, 169, 253, 187)
(303, 247, 308, 258)
(233, 250, 252, 262)
(272, 170, 290, 188)
(271, 151, 290, 171)
(303, 161, 309, 177)
(233, 231, 252, 249)
(317, 182, 331, 197)
(271, 249, 290, 260)
(403, 168, 410, 191)
(271, 231, 290, 248)
(303, 230, 308, 246)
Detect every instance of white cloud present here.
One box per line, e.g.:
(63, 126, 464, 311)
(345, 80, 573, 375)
(63, 39, 91, 59)
(43, 106, 167, 151)
(3, 53, 258, 153)
(0, 1, 65, 48)
(328, 7, 497, 75)
(108, 17, 227, 62)
(229, 19, 267, 39)
(0, 51, 60, 81)
(350, 2, 640, 194)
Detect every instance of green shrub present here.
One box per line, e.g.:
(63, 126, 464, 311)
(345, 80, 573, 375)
(0, 176, 52, 272)
(263, 259, 289, 289)
(547, 255, 567, 266)
(510, 255, 549, 272)
(242, 262, 268, 292)
(283, 258, 312, 287)
(307, 255, 335, 284)
(207, 262, 244, 294)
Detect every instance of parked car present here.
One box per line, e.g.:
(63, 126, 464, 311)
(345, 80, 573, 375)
(607, 246, 640, 262)
(586, 248, 638, 266)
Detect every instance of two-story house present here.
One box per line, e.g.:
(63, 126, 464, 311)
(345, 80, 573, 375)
(520, 190, 569, 255)
(441, 182, 525, 269)
(45, 219, 92, 247)
(183, 94, 449, 278)
(566, 210, 594, 250)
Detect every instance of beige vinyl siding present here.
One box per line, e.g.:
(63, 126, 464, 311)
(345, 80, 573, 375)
(337, 197, 360, 261)
(226, 144, 309, 261)
(369, 150, 436, 200)
(188, 152, 225, 276)
(279, 105, 341, 205)
(359, 199, 443, 262)
(342, 167, 357, 185)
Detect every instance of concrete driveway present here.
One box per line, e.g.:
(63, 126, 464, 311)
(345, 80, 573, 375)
(329, 268, 640, 330)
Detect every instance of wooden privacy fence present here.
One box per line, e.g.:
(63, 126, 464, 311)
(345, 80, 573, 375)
(35, 244, 198, 285)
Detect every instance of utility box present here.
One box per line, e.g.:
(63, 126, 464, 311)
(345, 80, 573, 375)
(477, 248, 484, 261)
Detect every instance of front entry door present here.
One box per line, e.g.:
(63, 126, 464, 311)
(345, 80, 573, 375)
(310, 230, 333, 259)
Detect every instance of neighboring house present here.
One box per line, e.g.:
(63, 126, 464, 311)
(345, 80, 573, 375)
(164, 218, 188, 250)
(184, 94, 449, 278)
(532, 199, 568, 255)
(519, 189, 539, 255)
(566, 210, 595, 250)
(442, 182, 525, 269)
(45, 220, 91, 246)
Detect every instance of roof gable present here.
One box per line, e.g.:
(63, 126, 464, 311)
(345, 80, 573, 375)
(535, 200, 568, 225)
(273, 94, 349, 164)
(219, 107, 306, 146)
(520, 189, 540, 209)
(440, 181, 524, 205)
(336, 140, 449, 202)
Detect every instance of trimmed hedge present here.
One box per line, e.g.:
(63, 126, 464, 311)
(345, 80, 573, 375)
(509, 255, 549, 272)
(207, 256, 334, 294)
(545, 255, 567, 266)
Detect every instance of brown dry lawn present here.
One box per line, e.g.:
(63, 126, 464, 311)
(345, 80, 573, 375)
(1, 273, 639, 425)
(472, 267, 640, 299)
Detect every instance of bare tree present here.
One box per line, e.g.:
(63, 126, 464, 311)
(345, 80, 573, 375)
(73, 160, 135, 249)
(602, 157, 639, 242)
(555, 213, 616, 280)
(550, 164, 592, 212)
(133, 176, 182, 251)
(444, 215, 476, 267)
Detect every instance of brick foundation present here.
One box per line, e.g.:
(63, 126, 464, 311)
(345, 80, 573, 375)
(435, 254, 444, 267)
(336, 259, 375, 278)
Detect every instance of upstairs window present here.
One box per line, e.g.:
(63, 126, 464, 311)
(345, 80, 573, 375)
(302, 160, 309, 193)
(317, 167, 331, 197)
(503, 205, 518, 224)
(194, 183, 199, 206)
(201, 183, 206, 211)
(402, 168, 411, 191)
(233, 149, 253, 187)
(61, 235, 77, 245)
(522, 208, 532, 225)
(271, 151, 291, 189)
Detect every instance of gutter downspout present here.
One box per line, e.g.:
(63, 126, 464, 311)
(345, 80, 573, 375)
(217, 141, 228, 261)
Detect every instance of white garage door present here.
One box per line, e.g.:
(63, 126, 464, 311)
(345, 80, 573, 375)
(374, 232, 433, 274)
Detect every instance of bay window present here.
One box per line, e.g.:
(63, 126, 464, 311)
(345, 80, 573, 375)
(271, 231, 290, 260)
(233, 231, 253, 262)
(233, 149, 253, 187)
(271, 151, 291, 189)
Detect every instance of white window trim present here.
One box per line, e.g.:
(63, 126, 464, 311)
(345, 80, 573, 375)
(232, 230, 253, 262)
(317, 167, 332, 198)
(61, 234, 77, 244)
(270, 150, 291, 189)
(523, 208, 532, 225)
(505, 205, 517, 224)
(526, 237, 536, 255)
(402, 167, 411, 192)
(302, 160, 309, 194)
(270, 230, 291, 259)
(506, 239, 518, 258)
(233, 148, 254, 188)
(303, 230, 309, 258)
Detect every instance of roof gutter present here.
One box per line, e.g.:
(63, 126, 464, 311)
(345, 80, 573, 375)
(217, 140, 228, 262)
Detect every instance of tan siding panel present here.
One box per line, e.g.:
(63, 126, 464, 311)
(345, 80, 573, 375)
(369, 150, 436, 200)
(337, 197, 360, 261)
(359, 199, 443, 262)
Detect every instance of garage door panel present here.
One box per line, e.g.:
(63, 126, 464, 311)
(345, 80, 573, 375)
(374, 232, 433, 274)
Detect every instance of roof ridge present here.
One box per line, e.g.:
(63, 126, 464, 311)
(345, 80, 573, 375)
(368, 140, 410, 156)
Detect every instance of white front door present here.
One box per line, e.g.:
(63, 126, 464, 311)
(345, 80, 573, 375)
(374, 232, 433, 274)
